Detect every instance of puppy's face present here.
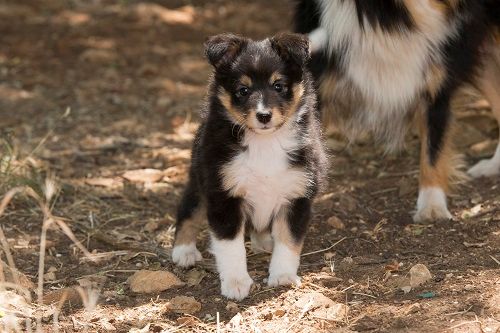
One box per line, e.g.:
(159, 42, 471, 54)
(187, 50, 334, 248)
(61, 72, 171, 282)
(205, 33, 310, 134)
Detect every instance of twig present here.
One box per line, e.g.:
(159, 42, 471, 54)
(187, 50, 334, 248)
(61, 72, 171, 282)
(370, 187, 397, 195)
(489, 255, 500, 266)
(352, 292, 377, 299)
(0, 187, 28, 287)
(448, 319, 481, 330)
(444, 305, 473, 316)
(301, 237, 347, 257)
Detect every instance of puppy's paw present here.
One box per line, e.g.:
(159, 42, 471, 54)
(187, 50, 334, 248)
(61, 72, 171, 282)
(267, 273, 301, 287)
(250, 231, 273, 253)
(467, 158, 500, 178)
(414, 187, 452, 222)
(172, 243, 202, 267)
(221, 274, 253, 301)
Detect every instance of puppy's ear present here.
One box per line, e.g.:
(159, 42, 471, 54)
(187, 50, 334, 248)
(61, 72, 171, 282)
(204, 33, 248, 68)
(270, 32, 310, 67)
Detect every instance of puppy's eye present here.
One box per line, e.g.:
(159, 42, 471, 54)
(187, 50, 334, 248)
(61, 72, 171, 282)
(238, 86, 250, 97)
(273, 82, 284, 93)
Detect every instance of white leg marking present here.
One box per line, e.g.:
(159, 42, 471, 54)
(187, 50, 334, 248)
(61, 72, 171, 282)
(172, 243, 202, 267)
(468, 144, 500, 178)
(211, 232, 253, 301)
(268, 241, 301, 287)
(413, 187, 452, 222)
(250, 231, 273, 253)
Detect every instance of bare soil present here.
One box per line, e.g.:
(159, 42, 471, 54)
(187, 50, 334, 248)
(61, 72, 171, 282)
(0, 1, 499, 332)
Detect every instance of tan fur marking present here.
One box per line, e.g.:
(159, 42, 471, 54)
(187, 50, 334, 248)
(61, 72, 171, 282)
(218, 89, 245, 125)
(269, 72, 283, 84)
(404, 0, 449, 29)
(240, 75, 252, 87)
(272, 213, 302, 255)
(417, 110, 456, 191)
(174, 206, 206, 246)
(285, 83, 305, 119)
(426, 0, 449, 14)
(426, 63, 446, 99)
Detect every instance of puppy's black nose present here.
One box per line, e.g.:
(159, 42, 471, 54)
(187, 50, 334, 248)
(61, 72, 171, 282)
(256, 112, 272, 124)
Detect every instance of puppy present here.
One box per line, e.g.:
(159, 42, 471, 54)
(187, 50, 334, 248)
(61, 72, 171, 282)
(171, 33, 327, 300)
(294, 0, 500, 222)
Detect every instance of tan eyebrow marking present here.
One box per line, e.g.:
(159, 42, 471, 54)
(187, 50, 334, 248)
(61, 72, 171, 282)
(240, 75, 253, 87)
(270, 71, 284, 84)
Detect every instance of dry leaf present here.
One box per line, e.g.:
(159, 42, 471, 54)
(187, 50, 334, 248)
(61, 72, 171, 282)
(177, 316, 196, 326)
(0, 259, 35, 290)
(186, 269, 207, 287)
(312, 303, 348, 322)
(43, 287, 82, 305)
(85, 177, 122, 188)
(167, 296, 201, 314)
(127, 270, 184, 293)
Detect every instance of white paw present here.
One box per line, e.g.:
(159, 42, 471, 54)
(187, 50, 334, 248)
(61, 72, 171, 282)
(250, 232, 273, 253)
(172, 243, 202, 267)
(467, 158, 500, 178)
(413, 187, 452, 222)
(267, 273, 301, 287)
(413, 205, 452, 222)
(221, 274, 253, 300)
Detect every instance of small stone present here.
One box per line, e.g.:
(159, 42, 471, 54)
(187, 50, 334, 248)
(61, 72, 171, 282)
(274, 309, 286, 317)
(144, 221, 160, 233)
(409, 264, 432, 288)
(122, 169, 164, 183)
(326, 216, 345, 229)
(295, 292, 335, 310)
(225, 301, 239, 314)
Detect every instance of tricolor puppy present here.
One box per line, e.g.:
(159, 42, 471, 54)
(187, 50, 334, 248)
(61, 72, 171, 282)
(172, 33, 327, 300)
(295, 0, 500, 222)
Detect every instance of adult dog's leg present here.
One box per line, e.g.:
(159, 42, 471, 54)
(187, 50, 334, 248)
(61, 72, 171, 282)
(414, 92, 456, 222)
(468, 44, 500, 177)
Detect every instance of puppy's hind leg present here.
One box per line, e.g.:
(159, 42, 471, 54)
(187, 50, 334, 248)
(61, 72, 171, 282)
(268, 198, 311, 287)
(414, 93, 456, 222)
(172, 179, 204, 267)
(468, 47, 500, 177)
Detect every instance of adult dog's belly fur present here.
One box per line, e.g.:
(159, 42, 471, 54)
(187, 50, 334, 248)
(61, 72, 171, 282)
(317, 0, 456, 151)
(300, 0, 496, 152)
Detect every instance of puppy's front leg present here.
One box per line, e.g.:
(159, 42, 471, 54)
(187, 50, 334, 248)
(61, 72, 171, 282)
(208, 196, 252, 301)
(268, 198, 311, 287)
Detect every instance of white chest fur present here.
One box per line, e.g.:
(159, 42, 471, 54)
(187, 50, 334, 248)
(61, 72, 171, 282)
(316, 0, 454, 113)
(221, 126, 309, 232)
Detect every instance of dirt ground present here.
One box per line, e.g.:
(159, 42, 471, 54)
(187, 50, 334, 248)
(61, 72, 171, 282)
(0, 1, 499, 332)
